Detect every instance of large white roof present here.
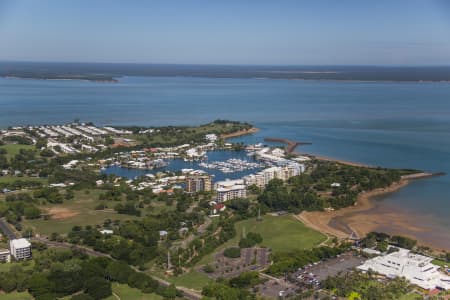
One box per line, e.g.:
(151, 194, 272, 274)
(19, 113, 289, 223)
(358, 248, 450, 290)
(10, 238, 31, 248)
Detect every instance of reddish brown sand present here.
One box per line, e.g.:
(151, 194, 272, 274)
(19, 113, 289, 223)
(298, 172, 449, 251)
(221, 127, 259, 139)
(45, 207, 79, 220)
(298, 179, 411, 239)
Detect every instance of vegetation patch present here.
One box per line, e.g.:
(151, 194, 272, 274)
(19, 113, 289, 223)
(223, 247, 241, 258)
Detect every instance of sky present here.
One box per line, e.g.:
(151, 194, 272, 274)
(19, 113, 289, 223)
(0, 0, 450, 65)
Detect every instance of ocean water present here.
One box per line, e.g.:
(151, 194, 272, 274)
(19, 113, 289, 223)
(1, 76, 449, 246)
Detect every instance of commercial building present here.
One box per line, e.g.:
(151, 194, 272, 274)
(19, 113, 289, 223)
(358, 248, 450, 290)
(9, 238, 31, 260)
(186, 175, 212, 192)
(0, 249, 11, 262)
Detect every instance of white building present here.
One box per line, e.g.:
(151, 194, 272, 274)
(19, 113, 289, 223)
(9, 238, 31, 260)
(243, 163, 304, 188)
(214, 179, 247, 202)
(216, 185, 247, 202)
(0, 249, 11, 262)
(205, 133, 218, 142)
(358, 247, 450, 290)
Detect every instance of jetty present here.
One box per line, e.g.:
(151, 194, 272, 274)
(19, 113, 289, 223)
(264, 137, 312, 154)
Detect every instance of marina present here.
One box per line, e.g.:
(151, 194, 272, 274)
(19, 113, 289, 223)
(101, 150, 265, 182)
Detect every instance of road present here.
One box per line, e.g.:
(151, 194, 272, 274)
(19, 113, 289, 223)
(0, 218, 18, 240)
(32, 237, 202, 300)
(180, 216, 212, 249)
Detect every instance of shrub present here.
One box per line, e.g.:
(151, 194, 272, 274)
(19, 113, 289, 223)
(223, 247, 241, 258)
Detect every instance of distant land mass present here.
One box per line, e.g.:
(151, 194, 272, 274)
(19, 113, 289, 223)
(1, 61, 450, 82)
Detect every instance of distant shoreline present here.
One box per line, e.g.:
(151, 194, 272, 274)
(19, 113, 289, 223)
(3, 75, 118, 83)
(2, 74, 450, 84)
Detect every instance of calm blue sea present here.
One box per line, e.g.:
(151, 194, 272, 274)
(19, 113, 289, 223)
(1, 76, 449, 246)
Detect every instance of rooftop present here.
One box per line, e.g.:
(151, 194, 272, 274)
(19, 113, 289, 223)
(10, 238, 31, 248)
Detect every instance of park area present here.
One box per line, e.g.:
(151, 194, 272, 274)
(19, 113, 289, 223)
(105, 283, 164, 300)
(21, 189, 140, 235)
(198, 214, 326, 267)
(0, 144, 36, 160)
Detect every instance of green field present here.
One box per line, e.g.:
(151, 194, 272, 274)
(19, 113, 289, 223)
(104, 283, 163, 300)
(0, 260, 35, 273)
(0, 291, 33, 300)
(197, 214, 326, 265)
(22, 189, 140, 235)
(0, 176, 47, 184)
(398, 292, 424, 300)
(0, 144, 36, 160)
(166, 271, 212, 291)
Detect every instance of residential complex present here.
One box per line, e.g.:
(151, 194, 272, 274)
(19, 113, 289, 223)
(214, 179, 247, 202)
(9, 238, 32, 260)
(243, 163, 304, 188)
(186, 175, 212, 193)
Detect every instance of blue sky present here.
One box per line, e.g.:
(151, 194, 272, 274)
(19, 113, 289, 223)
(0, 0, 450, 65)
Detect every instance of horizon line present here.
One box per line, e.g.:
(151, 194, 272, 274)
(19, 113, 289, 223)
(1, 59, 450, 68)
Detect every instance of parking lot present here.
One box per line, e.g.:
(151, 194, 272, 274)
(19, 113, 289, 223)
(293, 252, 366, 287)
(256, 277, 297, 299)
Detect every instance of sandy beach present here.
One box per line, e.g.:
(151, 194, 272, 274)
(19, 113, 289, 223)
(298, 172, 450, 250)
(298, 179, 411, 239)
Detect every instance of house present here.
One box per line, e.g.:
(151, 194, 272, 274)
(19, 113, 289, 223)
(9, 238, 32, 260)
(159, 230, 168, 239)
(0, 249, 11, 263)
(100, 229, 113, 235)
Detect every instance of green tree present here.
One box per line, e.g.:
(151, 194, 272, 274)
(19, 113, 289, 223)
(84, 277, 112, 300)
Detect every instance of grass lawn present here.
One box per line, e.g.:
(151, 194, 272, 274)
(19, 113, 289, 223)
(0, 144, 36, 160)
(22, 189, 140, 235)
(0, 291, 33, 300)
(398, 292, 424, 300)
(166, 271, 212, 291)
(0, 176, 47, 184)
(105, 283, 163, 300)
(197, 214, 326, 266)
(0, 260, 35, 273)
(432, 259, 449, 267)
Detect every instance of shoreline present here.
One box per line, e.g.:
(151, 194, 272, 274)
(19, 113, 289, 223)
(298, 178, 412, 239)
(221, 127, 259, 139)
(3, 75, 118, 83)
(3, 75, 450, 84)
(298, 172, 449, 250)
(308, 153, 371, 168)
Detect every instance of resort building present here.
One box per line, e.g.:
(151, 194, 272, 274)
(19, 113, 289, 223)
(243, 163, 304, 188)
(0, 249, 11, 262)
(215, 179, 247, 202)
(186, 175, 212, 193)
(358, 248, 450, 290)
(9, 238, 31, 260)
